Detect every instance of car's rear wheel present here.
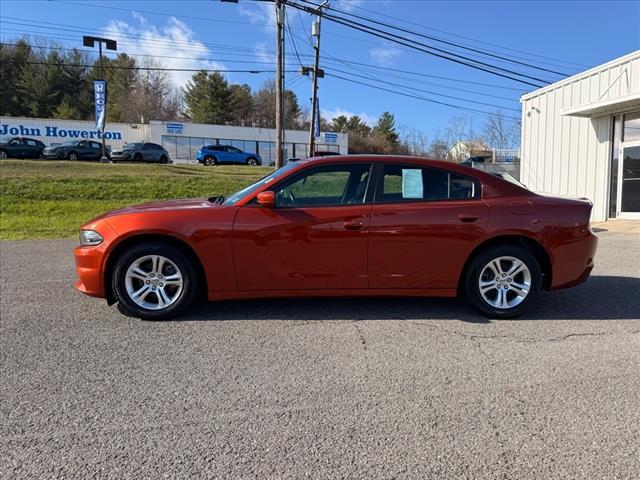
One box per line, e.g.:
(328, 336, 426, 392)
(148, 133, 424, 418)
(112, 243, 198, 320)
(159, 155, 169, 164)
(464, 245, 542, 319)
(203, 155, 217, 166)
(246, 157, 259, 166)
(68, 152, 78, 161)
(134, 153, 143, 162)
(0, 150, 7, 160)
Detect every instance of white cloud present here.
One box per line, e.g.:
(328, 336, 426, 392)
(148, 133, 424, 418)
(322, 108, 376, 126)
(369, 44, 402, 66)
(336, 0, 365, 12)
(102, 16, 227, 89)
(238, 2, 275, 32)
(253, 42, 275, 65)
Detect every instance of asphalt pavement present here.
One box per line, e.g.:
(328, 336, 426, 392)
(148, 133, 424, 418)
(1, 230, 639, 479)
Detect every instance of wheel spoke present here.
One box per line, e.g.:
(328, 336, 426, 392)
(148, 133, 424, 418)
(131, 285, 151, 301)
(128, 266, 148, 281)
(510, 282, 529, 297)
(480, 280, 497, 294)
(507, 260, 526, 277)
(157, 287, 172, 307)
(490, 260, 503, 276)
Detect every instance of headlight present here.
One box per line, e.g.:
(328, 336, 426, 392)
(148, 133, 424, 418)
(79, 230, 104, 246)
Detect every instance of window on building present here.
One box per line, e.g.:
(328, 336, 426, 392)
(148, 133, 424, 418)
(623, 111, 640, 143)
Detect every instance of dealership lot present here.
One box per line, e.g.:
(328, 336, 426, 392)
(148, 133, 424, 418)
(1, 230, 639, 479)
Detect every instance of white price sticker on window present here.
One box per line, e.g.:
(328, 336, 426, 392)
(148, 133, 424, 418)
(402, 169, 423, 199)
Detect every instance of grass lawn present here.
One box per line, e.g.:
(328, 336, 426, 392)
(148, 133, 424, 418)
(0, 160, 271, 240)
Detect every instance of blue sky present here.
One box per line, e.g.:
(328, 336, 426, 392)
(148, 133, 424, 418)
(1, 0, 639, 135)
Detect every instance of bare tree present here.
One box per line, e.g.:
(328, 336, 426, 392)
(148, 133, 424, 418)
(483, 111, 520, 150)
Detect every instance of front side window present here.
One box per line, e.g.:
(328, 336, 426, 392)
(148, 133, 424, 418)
(275, 164, 372, 207)
(377, 164, 478, 203)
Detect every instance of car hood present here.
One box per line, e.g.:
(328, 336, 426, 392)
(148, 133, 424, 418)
(88, 198, 220, 222)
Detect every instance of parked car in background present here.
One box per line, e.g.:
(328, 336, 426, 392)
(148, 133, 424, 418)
(42, 140, 108, 161)
(111, 142, 171, 164)
(196, 145, 262, 166)
(0, 137, 46, 159)
(74, 155, 597, 321)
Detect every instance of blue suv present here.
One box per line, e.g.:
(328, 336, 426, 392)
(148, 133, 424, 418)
(196, 145, 262, 166)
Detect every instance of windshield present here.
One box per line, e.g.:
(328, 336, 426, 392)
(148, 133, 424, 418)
(223, 163, 298, 205)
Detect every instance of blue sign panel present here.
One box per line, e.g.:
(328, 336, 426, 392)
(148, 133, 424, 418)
(313, 100, 320, 139)
(166, 123, 184, 134)
(323, 132, 338, 144)
(93, 80, 107, 131)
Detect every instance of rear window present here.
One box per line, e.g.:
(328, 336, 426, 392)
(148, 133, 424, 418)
(377, 164, 479, 202)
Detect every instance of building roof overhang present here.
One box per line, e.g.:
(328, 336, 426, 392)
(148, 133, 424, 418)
(561, 92, 640, 118)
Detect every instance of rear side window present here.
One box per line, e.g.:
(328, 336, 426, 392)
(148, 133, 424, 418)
(377, 164, 479, 203)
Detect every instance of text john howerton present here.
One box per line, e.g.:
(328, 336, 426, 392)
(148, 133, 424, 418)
(0, 124, 123, 140)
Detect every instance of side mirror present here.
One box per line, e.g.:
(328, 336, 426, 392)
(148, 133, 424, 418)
(256, 191, 275, 208)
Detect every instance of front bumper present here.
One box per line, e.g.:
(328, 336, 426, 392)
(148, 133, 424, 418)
(43, 151, 63, 159)
(74, 243, 108, 298)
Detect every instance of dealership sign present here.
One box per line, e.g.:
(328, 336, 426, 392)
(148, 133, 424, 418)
(0, 123, 123, 140)
(94, 79, 107, 130)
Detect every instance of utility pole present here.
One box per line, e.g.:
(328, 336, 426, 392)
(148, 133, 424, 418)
(308, 1, 328, 157)
(83, 36, 117, 163)
(275, 0, 285, 168)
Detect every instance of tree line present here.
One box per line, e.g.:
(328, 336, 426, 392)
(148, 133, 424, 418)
(1, 38, 519, 158)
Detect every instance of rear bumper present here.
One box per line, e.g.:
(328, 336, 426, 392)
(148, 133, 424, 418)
(550, 229, 598, 290)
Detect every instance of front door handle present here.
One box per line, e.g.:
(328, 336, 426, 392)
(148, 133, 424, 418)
(344, 219, 365, 230)
(458, 214, 478, 223)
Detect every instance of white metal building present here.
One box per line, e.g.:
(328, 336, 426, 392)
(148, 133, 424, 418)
(520, 50, 640, 221)
(149, 121, 347, 165)
(0, 116, 348, 164)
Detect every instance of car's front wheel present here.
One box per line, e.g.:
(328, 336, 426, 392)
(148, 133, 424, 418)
(68, 152, 78, 161)
(465, 245, 542, 319)
(112, 243, 199, 320)
(246, 157, 259, 166)
(0, 150, 7, 160)
(203, 155, 217, 166)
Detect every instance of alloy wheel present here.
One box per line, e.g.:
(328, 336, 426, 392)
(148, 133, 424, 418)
(0, 151, 7, 160)
(478, 256, 531, 309)
(124, 255, 184, 310)
(247, 158, 258, 166)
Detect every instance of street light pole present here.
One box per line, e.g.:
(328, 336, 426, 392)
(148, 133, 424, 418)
(83, 36, 117, 163)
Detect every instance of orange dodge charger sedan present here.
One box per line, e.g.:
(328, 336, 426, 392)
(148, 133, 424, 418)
(74, 156, 597, 320)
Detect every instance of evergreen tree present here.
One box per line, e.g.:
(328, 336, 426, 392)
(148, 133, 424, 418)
(372, 111, 399, 147)
(329, 115, 348, 132)
(229, 84, 253, 126)
(183, 71, 232, 124)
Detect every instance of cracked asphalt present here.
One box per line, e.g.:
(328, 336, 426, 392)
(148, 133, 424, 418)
(1, 230, 639, 479)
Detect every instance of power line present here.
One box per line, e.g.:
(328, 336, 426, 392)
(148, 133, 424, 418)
(285, 0, 550, 87)
(326, 72, 520, 121)
(324, 66, 520, 112)
(351, 2, 590, 69)
(8, 59, 297, 74)
(320, 1, 571, 76)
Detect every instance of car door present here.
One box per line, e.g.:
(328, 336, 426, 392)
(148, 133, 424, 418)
(368, 163, 488, 290)
(24, 139, 40, 158)
(232, 163, 374, 291)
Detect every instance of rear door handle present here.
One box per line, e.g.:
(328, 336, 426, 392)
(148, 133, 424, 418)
(344, 219, 365, 230)
(458, 214, 478, 223)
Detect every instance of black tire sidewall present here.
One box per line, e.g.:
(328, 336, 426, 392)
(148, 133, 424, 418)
(465, 245, 542, 319)
(112, 242, 198, 320)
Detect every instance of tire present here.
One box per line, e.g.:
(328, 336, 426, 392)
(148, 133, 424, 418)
(134, 153, 143, 162)
(203, 155, 217, 166)
(246, 157, 259, 166)
(159, 155, 169, 164)
(464, 245, 542, 319)
(0, 150, 7, 160)
(68, 152, 78, 161)
(38, 153, 46, 160)
(112, 242, 199, 320)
